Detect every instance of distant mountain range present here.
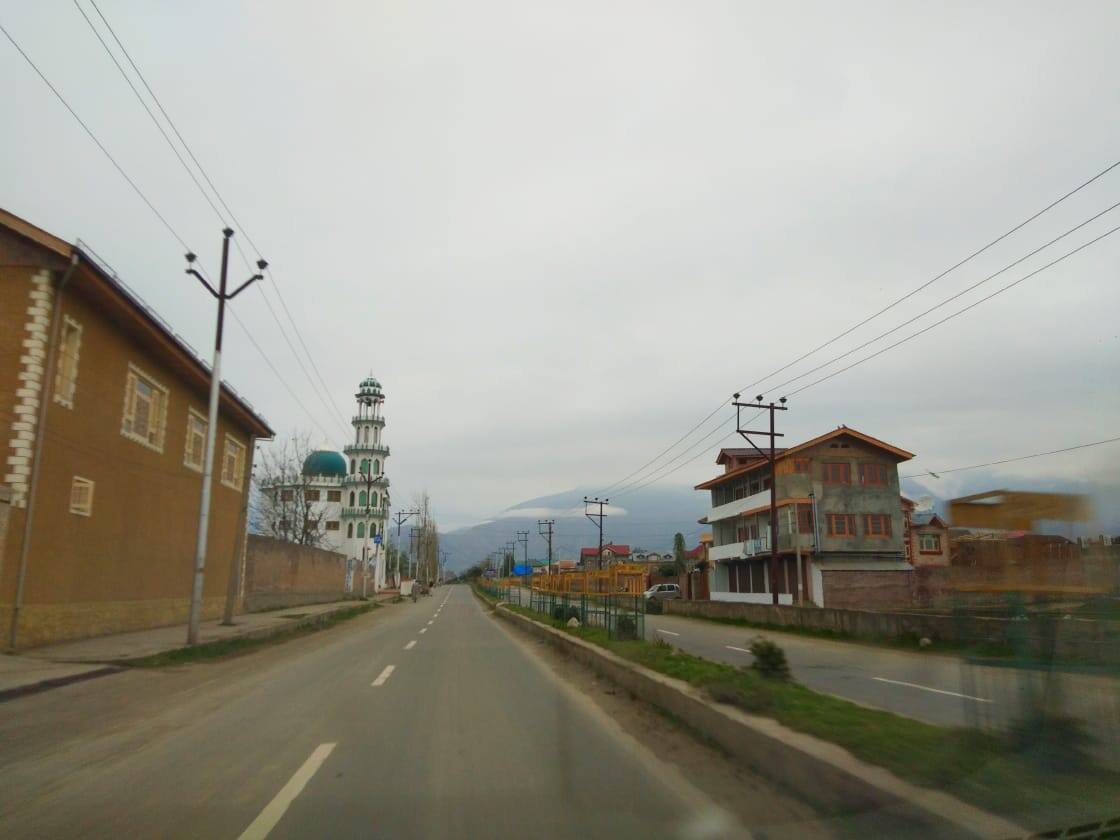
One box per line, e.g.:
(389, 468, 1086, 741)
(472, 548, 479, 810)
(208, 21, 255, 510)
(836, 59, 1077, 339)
(440, 471, 1120, 573)
(439, 485, 708, 572)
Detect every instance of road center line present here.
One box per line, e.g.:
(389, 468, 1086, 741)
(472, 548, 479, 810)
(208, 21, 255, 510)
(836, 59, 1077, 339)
(371, 665, 396, 687)
(404, 640, 417, 650)
(237, 742, 335, 840)
(656, 629, 680, 637)
(725, 645, 751, 653)
(419, 627, 427, 634)
(872, 676, 992, 703)
(427, 620, 434, 625)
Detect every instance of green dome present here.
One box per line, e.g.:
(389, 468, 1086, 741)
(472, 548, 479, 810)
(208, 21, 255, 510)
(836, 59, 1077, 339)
(302, 450, 347, 478)
(357, 376, 383, 399)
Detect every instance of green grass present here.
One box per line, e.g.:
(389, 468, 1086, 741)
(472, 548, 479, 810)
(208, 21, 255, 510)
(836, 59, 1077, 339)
(125, 604, 377, 668)
(475, 585, 1119, 828)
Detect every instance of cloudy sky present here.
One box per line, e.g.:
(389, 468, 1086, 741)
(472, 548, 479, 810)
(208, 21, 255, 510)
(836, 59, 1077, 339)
(3, 1, 1118, 530)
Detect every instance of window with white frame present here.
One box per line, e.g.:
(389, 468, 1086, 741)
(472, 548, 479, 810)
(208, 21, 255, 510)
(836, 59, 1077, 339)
(54, 316, 82, 408)
(70, 476, 94, 516)
(221, 435, 246, 491)
(121, 364, 169, 451)
(184, 409, 207, 471)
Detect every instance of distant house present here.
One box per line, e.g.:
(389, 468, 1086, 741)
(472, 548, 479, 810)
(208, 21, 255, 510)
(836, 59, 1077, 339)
(578, 543, 631, 568)
(632, 550, 667, 565)
(902, 497, 950, 566)
(0, 208, 273, 648)
(696, 426, 914, 609)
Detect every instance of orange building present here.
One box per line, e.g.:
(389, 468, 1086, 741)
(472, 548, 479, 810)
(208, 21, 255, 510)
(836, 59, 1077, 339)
(1, 209, 273, 648)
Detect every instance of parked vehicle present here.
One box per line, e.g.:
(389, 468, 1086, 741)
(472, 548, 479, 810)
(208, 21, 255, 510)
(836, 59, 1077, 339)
(643, 583, 681, 601)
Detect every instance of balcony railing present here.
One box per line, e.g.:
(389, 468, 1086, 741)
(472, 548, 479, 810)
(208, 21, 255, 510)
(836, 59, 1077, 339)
(340, 506, 390, 518)
(707, 488, 773, 524)
(708, 533, 813, 563)
(343, 444, 390, 457)
(342, 474, 390, 487)
(352, 415, 386, 426)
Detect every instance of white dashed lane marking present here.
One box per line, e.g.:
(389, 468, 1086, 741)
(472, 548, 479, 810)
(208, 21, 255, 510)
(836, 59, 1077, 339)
(419, 628, 427, 634)
(725, 645, 751, 653)
(371, 665, 396, 687)
(872, 676, 992, 703)
(237, 743, 335, 840)
(656, 629, 680, 637)
(404, 640, 417, 650)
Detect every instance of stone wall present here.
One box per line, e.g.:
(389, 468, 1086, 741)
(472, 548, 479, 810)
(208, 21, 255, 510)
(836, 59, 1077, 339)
(665, 598, 1120, 665)
(243, 535, 355, 612)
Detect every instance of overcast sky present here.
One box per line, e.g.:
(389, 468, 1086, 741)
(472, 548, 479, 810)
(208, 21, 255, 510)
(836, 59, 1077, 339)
(3, 1, 1118, 530)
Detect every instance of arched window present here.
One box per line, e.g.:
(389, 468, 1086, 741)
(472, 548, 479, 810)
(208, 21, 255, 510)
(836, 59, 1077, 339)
(371, 492, 378, 508)
(358, 490, 368, 507)
(370, 522, 378, 537)
(350, 459, 356, 473)
(356, 522, 365, 538)
(360, 458, 369, 475)
(349, 491, 355, 506)
(373, 459, 380, 474)
(364, 427, 370, 443)
(347, 523, 353, 538)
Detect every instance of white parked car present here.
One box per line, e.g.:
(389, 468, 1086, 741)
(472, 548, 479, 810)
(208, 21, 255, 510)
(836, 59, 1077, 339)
(644, 583, 681, 601)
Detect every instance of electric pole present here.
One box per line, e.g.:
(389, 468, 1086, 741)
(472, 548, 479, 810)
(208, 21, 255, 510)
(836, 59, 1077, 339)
(409, 526, 419, 583)
(538, 519, 555, 576)
(583, 497, 608, 570)
(505, 541, 516, 577)
(184, 229, 265, 645)
(517, 530, 529, 582)
(733, 393, 788, 605)
(393, 508, 419, 585)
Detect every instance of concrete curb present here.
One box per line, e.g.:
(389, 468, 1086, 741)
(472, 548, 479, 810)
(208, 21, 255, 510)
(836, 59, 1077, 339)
(490, 600, 1026, 839)
(0, 665, 122, 703)
(108, 602, 378, 666)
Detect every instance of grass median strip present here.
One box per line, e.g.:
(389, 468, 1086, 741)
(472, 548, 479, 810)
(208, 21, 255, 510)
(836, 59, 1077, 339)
(124, 604, 377, 668)
(474, 586, 1118, 829)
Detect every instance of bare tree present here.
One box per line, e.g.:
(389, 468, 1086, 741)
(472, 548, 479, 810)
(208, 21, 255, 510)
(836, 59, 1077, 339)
(252, 432, 328, 547)
(413, 490, 440, 586)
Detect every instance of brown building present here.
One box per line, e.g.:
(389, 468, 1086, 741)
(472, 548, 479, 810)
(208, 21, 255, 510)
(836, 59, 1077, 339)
(1, 209, 273, 649)
(901, 497, 951, 566)
(697, 426, 915, 609)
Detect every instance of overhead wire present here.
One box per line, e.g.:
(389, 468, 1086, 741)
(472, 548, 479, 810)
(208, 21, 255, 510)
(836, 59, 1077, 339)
(76, 0, 353, 438)
(900, 437, 1120, 480)
(596, 158, 1120, 496)
(2, 15, 338, 442)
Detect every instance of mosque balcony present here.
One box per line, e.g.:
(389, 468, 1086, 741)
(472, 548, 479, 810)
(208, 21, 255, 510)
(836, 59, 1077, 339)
(340, 506, 390, 518)
(343, 444, 391, 458)
(341, 474, 390, 488)
(352, 415, 386, 426)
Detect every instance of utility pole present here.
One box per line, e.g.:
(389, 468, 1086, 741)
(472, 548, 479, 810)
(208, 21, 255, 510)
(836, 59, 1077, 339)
(392, 508, 419, 584)
(184, 229, 265, 645)
(505, 541, 516, 577)
(439, 550, 448, 585)
(538, 519, 555, 576)
(583, 497, 608, 570)
(517, 530, 529, 582)
(733, 393, 788, 606)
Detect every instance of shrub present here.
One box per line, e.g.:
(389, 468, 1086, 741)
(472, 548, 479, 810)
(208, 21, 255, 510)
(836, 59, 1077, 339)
(658, 563, 678, 577)
(749, 636, 790, 680)
(646, 597, 663, 615)
(615, 614, 638, 640)
(653, 636, 673, 650)
(704, 678, 773, 713)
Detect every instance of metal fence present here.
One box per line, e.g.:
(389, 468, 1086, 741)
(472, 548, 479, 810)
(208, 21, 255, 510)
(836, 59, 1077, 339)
(478, 579, 645, 641)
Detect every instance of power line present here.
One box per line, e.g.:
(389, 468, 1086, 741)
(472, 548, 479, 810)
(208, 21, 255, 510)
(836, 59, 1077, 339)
(90, 0, 353, 433)
(900, 437, 1120, 479)
(596, 158, 1120, 496)
(74, 1, 351, 438)
(786, 221, 1120, 398)
(765, 198, 1120, 395)
(3, 17, 343, 443)
(0, 19, 189, 251)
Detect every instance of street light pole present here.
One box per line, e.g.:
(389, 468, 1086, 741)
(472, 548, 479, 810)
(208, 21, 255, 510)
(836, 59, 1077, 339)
(392, 508, 419, 586)
(184, 229, 265, 645)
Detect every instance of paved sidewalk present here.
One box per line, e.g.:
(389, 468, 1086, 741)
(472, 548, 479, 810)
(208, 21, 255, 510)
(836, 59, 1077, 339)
(26, 597, 392, 664)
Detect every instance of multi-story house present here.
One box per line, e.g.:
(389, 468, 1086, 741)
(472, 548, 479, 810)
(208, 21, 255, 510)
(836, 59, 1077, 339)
(901, 496, 951, 566)
(696, 426, 915, 609)
(0, 208, 273, 648)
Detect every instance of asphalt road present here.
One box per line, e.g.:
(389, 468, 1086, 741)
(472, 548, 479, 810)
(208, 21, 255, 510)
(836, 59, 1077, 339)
(0, 586, 761, 839)
(643, 609, 1120, 762)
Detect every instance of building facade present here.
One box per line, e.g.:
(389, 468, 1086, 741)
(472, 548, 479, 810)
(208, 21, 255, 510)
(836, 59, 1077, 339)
(265, 376, 392, 591)
(696, 426, 914, 608)
(0, 208, 273, 648)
